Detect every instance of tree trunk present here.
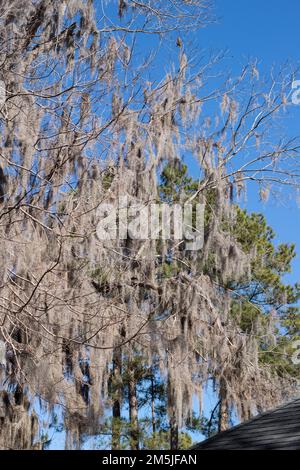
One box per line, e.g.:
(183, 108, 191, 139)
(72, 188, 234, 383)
(128, 367, 139, 450)
(111, 347, 122, 450)
(241, 401, 251, 423)
(218, 377, 229, 432)
(170, 408, 179, 450)
(167, 366, 179, 450)
(151, 374, 156, 435)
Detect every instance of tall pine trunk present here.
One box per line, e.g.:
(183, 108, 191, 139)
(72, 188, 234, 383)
(170, 407, 179, 450)
(128, 366, 139, 450)
(151, 374, 156, 435)
(218, 377, 229, 432)
(167, 366, 179, 450)
(111, 346, 122, 450)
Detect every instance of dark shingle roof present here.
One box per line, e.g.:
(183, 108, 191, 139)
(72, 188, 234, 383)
(193, 399, 300, 450)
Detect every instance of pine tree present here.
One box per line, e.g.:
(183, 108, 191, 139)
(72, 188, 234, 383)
(159, 161, 300, 434)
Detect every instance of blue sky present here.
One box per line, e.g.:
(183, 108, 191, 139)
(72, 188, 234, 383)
(196, 0, 300, 285)
(203, 0, 300, 65)
(141, 0, 300, 285)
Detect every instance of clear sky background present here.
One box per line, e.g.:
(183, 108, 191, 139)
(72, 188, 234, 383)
(197, 0, 300, 285)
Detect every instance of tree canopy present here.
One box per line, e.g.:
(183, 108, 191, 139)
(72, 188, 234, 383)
(0, 0, 299, 450)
